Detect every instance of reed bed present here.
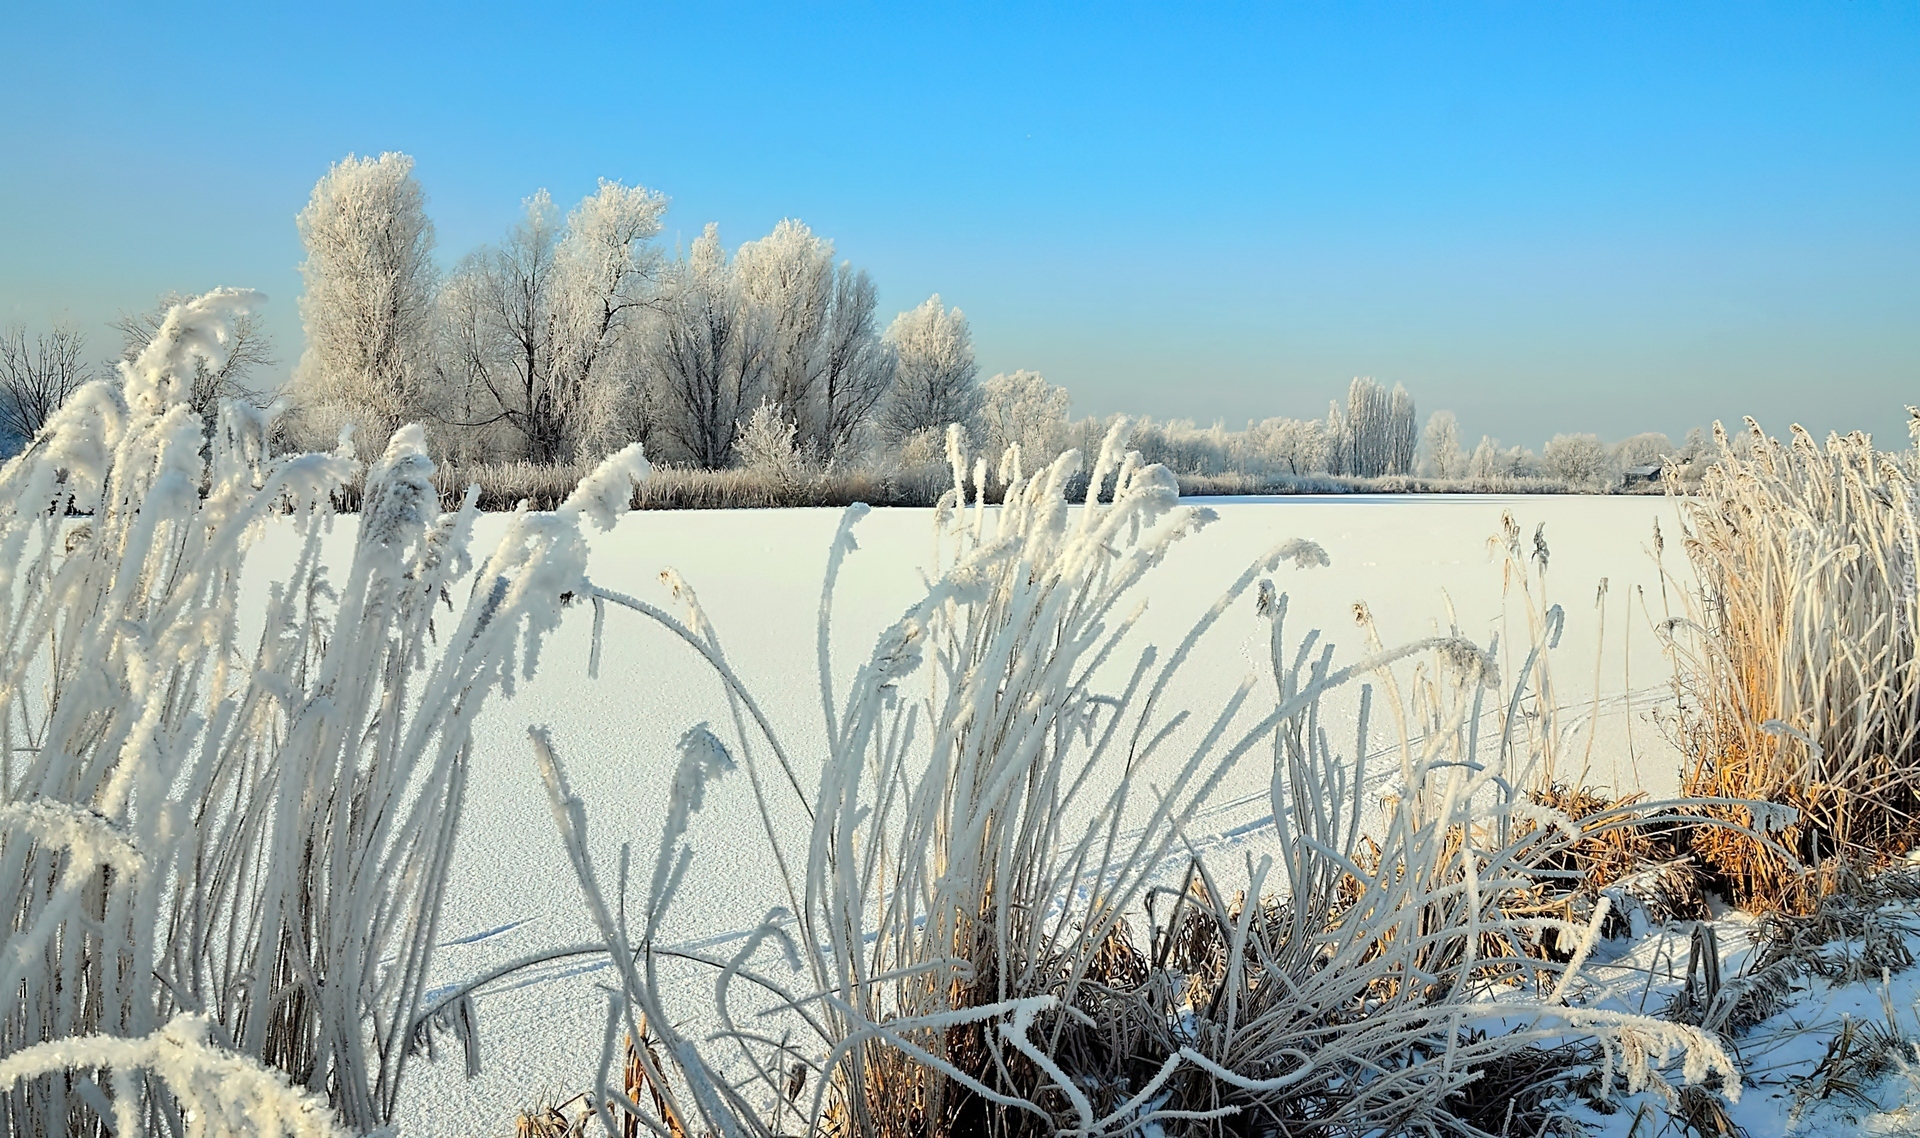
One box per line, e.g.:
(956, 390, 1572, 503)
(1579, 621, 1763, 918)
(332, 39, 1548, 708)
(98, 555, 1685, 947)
(430, 460, 956, 513)
(437, 424, 1747, 1137)
(1665, 419, 1920, 911)
(0, 291, 651, 1135)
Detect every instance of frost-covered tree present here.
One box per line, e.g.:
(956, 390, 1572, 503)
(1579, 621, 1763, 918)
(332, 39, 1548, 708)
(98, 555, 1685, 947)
(290, 152, 438, 457)
(1543, 432, 1616, 488)
(433, 264, 511, 464)
(817, 263, 894, 461)
(731, 221, 894, 461)
(1420, 410, 1466, 479)
(1323, 400, 1348, 476)
(648, 224, 770, 468)
(734, 219, 833, 433)
(1232, 418, 1299, 476)
(881, 295, 979, 443)
(1278, 417, 1334, 474)
(1132, 418, 1231, 475)
(114, 293, 274, 425)
(1467, 435, 1504, 481)
(978, 370, 1070, 471)
(1386, 384, 1417, 475)
(735, 397, 804, 478)
(1612, 431, 1674, 469)
(0, 324, 91, 450)
(1341, 378, 1394, 477)
(443, 181, 667, 464)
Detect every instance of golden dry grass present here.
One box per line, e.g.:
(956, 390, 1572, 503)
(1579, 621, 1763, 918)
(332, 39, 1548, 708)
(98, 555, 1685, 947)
(1665, 420, 1920, 912)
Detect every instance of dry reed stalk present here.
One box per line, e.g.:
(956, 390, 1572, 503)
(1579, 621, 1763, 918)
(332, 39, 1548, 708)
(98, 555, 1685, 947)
(618, 1020, 686, 1138)
(514, 1095, 589, 1138)
(1672, 1083, 1748, 1138)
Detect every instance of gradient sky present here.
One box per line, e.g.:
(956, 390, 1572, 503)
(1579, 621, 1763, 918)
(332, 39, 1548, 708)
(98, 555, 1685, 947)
(2, 2, 1916, 447)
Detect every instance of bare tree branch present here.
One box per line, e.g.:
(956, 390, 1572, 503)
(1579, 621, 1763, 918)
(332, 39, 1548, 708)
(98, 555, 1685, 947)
(0, 324, 92, 445)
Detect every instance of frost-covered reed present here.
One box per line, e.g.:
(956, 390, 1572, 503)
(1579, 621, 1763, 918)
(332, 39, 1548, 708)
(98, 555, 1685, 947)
(1667, 418, 1920, 910)
(503, 422, 1741, 1136)
(0, 290, 650, 1134)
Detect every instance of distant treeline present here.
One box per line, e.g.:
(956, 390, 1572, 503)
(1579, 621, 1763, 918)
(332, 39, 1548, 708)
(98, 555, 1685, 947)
(4, 152, 1716, 503)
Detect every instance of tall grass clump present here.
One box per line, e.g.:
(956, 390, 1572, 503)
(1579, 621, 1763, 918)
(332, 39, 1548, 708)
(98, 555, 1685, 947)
(1666, 418, 1920, 911)
(0, 289, 651, 1133)
(480, 423, 1744, 1137)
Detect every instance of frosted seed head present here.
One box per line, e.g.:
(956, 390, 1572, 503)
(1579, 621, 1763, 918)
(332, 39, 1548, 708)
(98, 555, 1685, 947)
(1116, 449, 1142, 497)
(9, 380, 124, 515)
(360, 424, 437, 548)
(996, 442, 1023, 487)
(946, 423, 970, 496)
(871, 616, 927, 682)
(1125, 463, 1180, 522)
(562, 442, 651, 532)
(1276, 538, 1330, 570)
(121, 288, 265, 413)
(1437, 637, 1500, 689)
(672, 723, 736, 819)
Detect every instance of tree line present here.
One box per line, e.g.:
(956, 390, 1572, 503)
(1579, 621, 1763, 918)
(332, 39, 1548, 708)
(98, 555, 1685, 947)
(1, 151, 1706, 492)
(284, 153, 985, 471)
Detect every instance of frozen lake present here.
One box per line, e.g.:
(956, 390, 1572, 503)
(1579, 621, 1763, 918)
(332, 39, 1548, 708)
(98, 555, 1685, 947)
(365, 493, 1696, 1135)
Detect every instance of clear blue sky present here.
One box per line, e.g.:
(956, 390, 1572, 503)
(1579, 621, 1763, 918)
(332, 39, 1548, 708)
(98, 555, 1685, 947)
(2, 2, 1915, 448)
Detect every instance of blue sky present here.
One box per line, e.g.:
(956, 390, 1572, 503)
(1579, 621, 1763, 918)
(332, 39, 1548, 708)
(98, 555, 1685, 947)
(2, 2, 1915, 447)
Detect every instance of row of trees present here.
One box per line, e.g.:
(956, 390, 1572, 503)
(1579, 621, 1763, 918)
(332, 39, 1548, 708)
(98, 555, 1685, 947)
(0, 313, 1700, 496)
(960, 391, 1697, 492)
(0, 150, 1703, 490)
(287, 153, 980, 470)
(1115, 410, 1695, 489)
